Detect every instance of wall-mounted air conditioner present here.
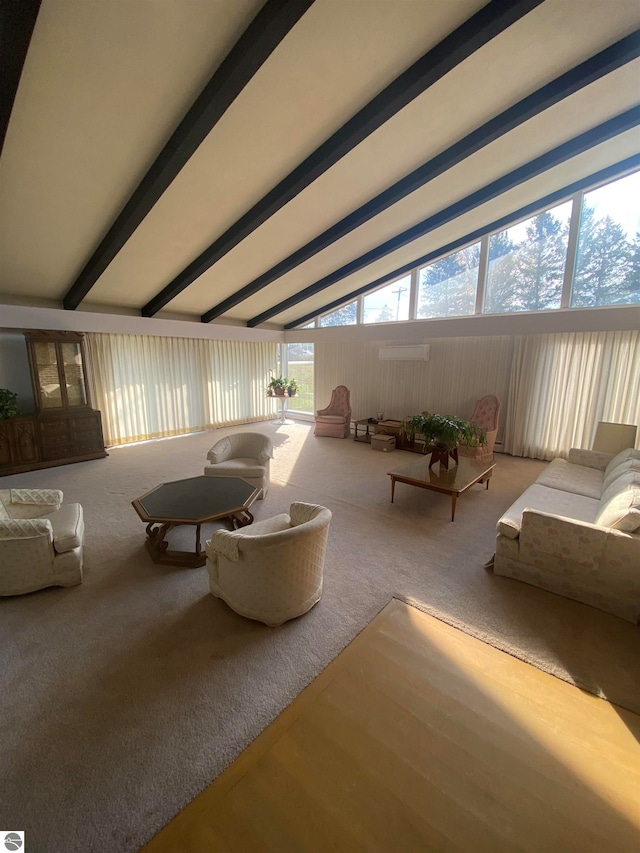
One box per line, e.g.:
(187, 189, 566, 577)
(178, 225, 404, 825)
(379, 344, 430, 362)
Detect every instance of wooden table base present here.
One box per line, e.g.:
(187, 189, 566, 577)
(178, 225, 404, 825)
(144, 509, 254, 568)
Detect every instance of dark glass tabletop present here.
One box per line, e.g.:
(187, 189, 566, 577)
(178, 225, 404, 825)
(133, 476, 258, 523)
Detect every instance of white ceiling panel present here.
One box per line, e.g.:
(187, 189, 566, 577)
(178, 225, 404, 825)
(0, 0, 639, 330)
(0, 0, 262, 297)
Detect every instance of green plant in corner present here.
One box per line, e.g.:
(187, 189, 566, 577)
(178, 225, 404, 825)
(0, 388, 19, 420)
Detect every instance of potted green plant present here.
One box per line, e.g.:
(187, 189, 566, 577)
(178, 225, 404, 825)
(267, 375, 288, 396)
(0, 389, 19, 420)
(414, 412, 486, 449)
(286, 379, 299, 397)
(410, 412, 486, 468)
(399, 416, 417, 449)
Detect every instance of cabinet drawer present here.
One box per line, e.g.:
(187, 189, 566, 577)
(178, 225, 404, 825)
(40, 418, 71, 436)
(72, 414, 100, 431)
(42, 444, 74, 461)
(75, 435, 104, 453)
(41, 432, 72, 448)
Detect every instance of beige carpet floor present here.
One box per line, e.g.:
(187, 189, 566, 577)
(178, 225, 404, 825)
(1, 422, 639, 853)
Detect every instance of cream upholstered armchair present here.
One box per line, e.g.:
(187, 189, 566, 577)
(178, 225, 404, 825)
(458, 394, 501, 462)
(314, 385, 351, 438)
(206, 502, 332, 626)
(204, 432, 273, 498)
(0, 488, 85, 596)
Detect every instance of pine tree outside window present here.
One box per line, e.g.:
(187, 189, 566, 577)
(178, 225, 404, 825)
(417, 243, 480, 319)
(571, 171, 640, 307)
(485, 202, 572, 314)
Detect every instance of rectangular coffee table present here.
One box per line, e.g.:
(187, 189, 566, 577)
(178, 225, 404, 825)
(132, 475, 260, 567)
(388, 457, 496, 521)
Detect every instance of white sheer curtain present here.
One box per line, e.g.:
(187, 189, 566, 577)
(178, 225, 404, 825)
(503, 330, 640, 459)
(85, 333, 277, 446)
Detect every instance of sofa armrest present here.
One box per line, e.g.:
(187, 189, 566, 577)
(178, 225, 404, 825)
(207, 436, 231, 464)
(0, 518, 53, 540)
(567, 448, 613, 471)
(49, 503, 84, 553)
(519, 509, 609, 569)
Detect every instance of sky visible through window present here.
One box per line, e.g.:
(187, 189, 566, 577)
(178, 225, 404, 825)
(362, 275, 411, 323)
(584, 170, 640, 238)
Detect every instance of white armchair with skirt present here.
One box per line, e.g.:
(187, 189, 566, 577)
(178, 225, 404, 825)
(0, 488, 85, 595)
(205, 502, 332, 626)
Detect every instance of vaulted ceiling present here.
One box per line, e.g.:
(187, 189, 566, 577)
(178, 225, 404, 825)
(1, 0, 639, 330)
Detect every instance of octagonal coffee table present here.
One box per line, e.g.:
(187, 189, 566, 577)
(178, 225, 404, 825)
(132, 475, 260, 567)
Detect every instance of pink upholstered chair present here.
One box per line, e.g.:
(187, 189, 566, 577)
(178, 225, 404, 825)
(458, 394, 501, 462)
(314, 385, 352, 439)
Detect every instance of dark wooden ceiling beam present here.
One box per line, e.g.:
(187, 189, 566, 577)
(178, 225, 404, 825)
(248, 106, 640, 326)
(62, 0, 315, 311)
(285, 153, 640, 328)
(0, 0, 41, 158)
(142, 0, 544, 318)
(203, 30, 640, 323)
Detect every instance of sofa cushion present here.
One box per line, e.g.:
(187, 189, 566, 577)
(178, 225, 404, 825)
(604, 448, 640, 478)
(496, 484, 599, 540)
(602, 459, 640, 492)
(204, 458, 266, 477)
(595, 485, 640, 533)
(535, 458, 603, 499)
(600, 471, 640, 505)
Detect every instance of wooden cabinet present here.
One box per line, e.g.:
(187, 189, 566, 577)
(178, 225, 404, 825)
(0, 416, 40, 470)
(0, 331, 107, 476)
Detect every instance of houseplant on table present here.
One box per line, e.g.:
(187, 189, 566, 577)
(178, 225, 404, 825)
(267, 375, 288, 396)
(408, 412, 486, 469)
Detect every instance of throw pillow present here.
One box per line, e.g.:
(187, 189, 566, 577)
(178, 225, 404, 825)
(602, 459, 640, 493)
(604, 447, 640, 478)
(600, 471, 640, 506)
(595, 485, 640, 533)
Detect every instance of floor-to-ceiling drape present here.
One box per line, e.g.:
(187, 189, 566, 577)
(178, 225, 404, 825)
(503, 330, 640, 459)
(85, 333, 277, 446)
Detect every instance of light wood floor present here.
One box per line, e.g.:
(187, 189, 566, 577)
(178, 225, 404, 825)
(143, 599, 640, 852)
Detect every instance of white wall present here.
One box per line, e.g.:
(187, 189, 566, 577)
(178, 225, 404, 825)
(0, 304, 282, 342)
(0, 333, 35, 413)
(315, 336, 514, 440)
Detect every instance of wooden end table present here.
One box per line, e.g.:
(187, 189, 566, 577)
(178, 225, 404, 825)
(353, 418, 379, 443)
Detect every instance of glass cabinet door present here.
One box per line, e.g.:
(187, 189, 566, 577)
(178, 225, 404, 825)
(33, 341, 63, 408)
(61, 342, 87, 406)
(28, 333, 90, 410)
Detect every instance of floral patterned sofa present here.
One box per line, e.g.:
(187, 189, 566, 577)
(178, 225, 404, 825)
(493, 447, 640, 622)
